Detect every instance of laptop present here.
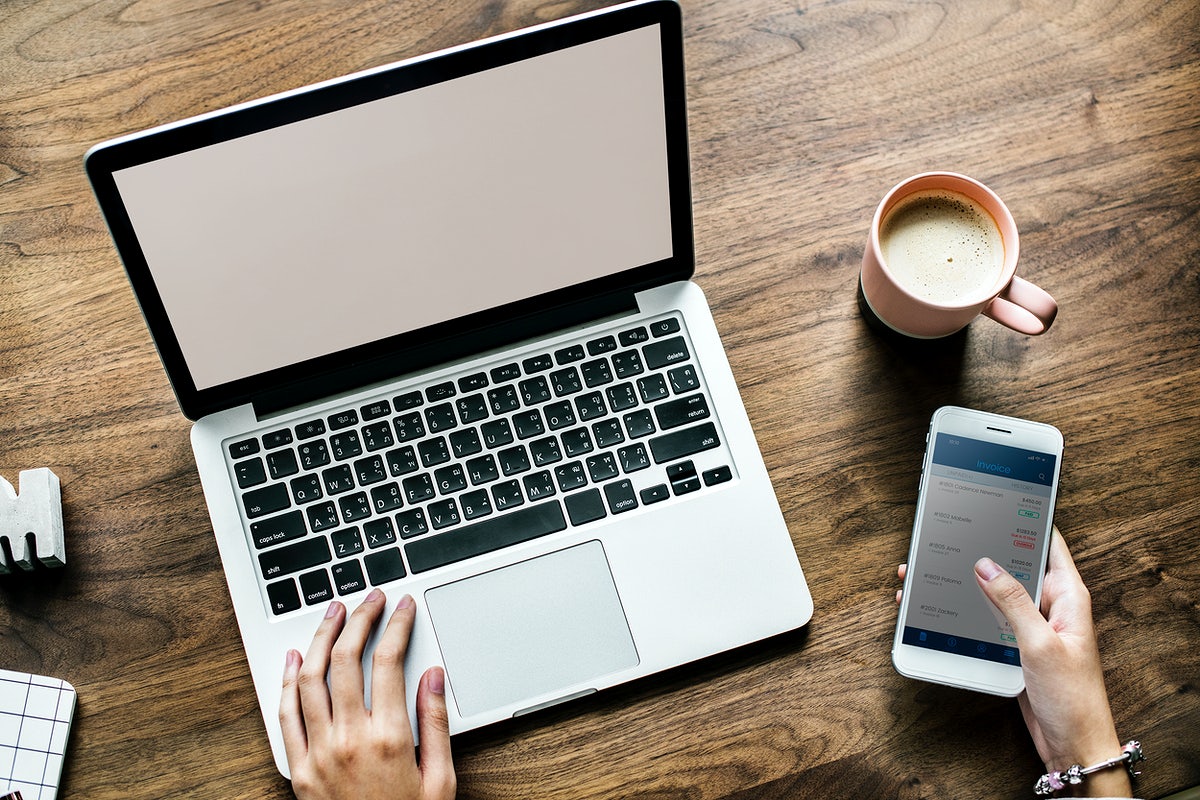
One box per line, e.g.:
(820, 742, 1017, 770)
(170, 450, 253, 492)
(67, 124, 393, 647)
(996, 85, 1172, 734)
(85, 0, 813, 777)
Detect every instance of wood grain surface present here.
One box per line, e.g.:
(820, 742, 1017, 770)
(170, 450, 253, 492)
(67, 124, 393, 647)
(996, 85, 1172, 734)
(2, 1, 1197, 798)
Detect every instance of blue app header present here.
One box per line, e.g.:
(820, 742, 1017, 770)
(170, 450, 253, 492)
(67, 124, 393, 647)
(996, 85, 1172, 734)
(931, 433, 1056, 487)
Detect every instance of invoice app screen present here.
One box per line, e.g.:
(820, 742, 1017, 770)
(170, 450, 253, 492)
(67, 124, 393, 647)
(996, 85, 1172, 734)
(902, 433, 1057, 665)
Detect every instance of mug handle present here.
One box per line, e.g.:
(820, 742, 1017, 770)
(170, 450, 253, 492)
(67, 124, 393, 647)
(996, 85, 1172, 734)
(982, 275, 1058, 335)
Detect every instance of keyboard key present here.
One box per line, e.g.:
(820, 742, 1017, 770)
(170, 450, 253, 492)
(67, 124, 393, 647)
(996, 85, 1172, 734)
(405, 501, 567, 573)
(307, 501, 338, 532)
(300, 569, 334, 605)
(296, 420, 326, 440)
(586, 453, 619, 482)
(637, 374, 669, 403)
(668, 461, 701, 496)
(490, 363, 521, 383)
(639, 483, 670, 504)
(487, 385, 520, 414)
(623, 409, 656, 439)
(587, 335, 617, 355)
(251, 509, 306, 549)
(529, 436, 562, 467)
(339, 492, 372, 523)
(703, 465, 733, 486)
(523, 470, 556, 501)
(554, 344, 585, 364)
(229, 438, 260, 459)
(418, 436, 451, 468)
(581, 359, 613, 387)
(263, 429, 293, 449)
(267, 579, 302, 615)
(449, 429, 483, 458)
(668, 364, 700, 394)
(426, 381, 456, 402)
(403, 473, 435, 504)
(385, 445, 419, 476)
(655, 394, 710, 430)
(394, 390, 423, 410)
(298, 440, 330, 469)
(466, 454, 499, 485)
(290, 474, 322, 504)
(605, 383, 638, 412)
(550, 367, 582, 397)
(519, 376, 551, 405)
(360, 399, 391, 420)
(458, 372, 488, 392)
(424, 403, 456, 433)
(328, 410, 358, 431)
(649, 318, 681, 337)
(565, 488, 606, 526)
(354, 455, 387, 485)
(543, 400, 576, 430)
(592, 419, 625, 448)
(364, 548, 406, 585)
(513, 409, 545, 439)
(649, 422, 720, 464)
(235, 458, 267, 489)
(428, 499, 461, 530)
(362, 421, 394, 452)
(395, 508, 428, 539)
(259, 536, 331, 579)
(617, 443, 651, 473)
(322, 465, 355, 495)
(612, 351, 644, 379)
(522, 353, 554, 373)
(268, 449, 300, 479)
(332, 559, 367, 596)
(456, 394, 489, 424)
(555, 461, 588, 492)
(643, 336, 690, 369)
(619, 326, 649, 346)
(561, 427, 594, 457)
(434, 464, 467, 495)
(364, 517, 397, 548)
(393, 412, 426, 442)
(603, 479, 638, 514)
(370, 482, 403, 513)
(481, 418, 514, 448)
(243, 483, 290, 519)
(331, 527, 364, 557)
(498, 445, 531, 476)
(575, 392, 606, 421)
(460, 489, 492, 520)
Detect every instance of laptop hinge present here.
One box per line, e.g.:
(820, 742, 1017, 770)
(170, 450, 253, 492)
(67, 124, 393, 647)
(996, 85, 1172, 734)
(251, 290, 639, 421)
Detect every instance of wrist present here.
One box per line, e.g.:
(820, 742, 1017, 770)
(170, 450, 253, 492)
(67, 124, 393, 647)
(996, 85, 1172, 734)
(1035, 740, 1143, 798)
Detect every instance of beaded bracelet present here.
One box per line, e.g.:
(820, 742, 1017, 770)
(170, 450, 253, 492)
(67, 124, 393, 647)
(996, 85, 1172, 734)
(1034, 740, 1144, 796)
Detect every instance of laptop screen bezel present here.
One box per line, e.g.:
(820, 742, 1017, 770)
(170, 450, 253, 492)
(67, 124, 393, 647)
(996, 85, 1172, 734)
(85, 0, 694, 421)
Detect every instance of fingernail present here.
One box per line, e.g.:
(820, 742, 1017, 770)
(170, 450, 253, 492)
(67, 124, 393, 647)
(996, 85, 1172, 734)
(366, 588, 383, 603)
(429, 667, 445, 695)
(975, 557, 1003, 581)
(285, 649, 299, 670)
(397, 593, 414, 609)
(325, 600, 342, 619)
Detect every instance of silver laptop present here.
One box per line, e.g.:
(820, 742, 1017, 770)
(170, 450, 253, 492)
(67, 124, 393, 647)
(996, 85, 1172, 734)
(85, 0, 813, 777)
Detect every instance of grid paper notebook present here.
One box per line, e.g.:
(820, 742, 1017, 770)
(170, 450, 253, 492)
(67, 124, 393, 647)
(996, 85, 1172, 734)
(0, 670, 75, 800)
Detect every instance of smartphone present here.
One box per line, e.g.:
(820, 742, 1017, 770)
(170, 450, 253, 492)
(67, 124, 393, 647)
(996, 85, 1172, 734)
(892, 406, 1063, 696)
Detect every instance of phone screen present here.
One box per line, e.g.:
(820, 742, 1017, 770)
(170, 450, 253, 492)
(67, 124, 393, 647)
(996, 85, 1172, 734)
(901, 432, 1057, 666)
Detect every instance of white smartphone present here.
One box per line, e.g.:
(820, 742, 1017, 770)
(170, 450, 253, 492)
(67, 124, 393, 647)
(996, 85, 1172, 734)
(892, 405, 1064, 696)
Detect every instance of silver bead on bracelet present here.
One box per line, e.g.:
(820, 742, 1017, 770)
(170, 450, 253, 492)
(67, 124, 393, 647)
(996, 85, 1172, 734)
(1034, 740, 1144, 796)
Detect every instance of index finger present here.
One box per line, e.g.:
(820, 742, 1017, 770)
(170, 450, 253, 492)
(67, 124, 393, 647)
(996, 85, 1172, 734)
(369, 594, 418, 733)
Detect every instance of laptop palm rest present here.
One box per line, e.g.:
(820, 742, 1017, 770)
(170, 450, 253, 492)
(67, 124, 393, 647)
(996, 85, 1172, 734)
(425, 540, 639, 718)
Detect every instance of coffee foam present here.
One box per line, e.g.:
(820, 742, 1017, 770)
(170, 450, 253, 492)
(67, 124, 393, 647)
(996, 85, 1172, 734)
(879, 190, 1005, 305)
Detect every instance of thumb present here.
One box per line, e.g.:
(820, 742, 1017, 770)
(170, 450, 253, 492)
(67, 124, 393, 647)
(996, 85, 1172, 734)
(416, 667, 456, 799)
(974, 557, 1049, 645)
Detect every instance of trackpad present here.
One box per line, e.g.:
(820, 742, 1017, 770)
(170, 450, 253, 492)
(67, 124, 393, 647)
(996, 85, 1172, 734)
(425, 540, 639, 718)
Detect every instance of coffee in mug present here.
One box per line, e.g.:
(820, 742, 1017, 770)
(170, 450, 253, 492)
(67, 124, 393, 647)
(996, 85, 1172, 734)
(859, 172, 1056, 338)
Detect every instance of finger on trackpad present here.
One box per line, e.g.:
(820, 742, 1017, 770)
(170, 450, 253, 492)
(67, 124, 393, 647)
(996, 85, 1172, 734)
(425, 540, 639, 718)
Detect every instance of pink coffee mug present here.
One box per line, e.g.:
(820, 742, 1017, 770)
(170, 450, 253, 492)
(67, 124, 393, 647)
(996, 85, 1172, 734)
(859, 172, 1057, 338)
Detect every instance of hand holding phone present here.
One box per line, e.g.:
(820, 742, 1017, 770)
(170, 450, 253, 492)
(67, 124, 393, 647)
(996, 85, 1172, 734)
(893, 406, 1063, 696)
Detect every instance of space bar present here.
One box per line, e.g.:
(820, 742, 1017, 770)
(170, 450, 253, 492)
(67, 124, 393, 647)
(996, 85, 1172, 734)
(405, 501, 568, 574)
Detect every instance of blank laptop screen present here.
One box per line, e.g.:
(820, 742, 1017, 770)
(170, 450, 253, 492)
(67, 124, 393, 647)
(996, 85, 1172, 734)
(112, 24, 672, 392)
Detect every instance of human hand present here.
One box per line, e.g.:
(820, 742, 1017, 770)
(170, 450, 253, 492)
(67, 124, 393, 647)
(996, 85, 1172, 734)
(896, 528, 1131, 797)
(280, 589, 456, 800)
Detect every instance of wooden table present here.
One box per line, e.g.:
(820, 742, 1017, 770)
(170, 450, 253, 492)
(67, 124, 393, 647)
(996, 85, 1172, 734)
(2, 1, 1197, 797)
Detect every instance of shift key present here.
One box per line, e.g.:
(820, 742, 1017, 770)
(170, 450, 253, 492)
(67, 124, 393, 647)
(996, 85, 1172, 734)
(649, 421, 720, 463)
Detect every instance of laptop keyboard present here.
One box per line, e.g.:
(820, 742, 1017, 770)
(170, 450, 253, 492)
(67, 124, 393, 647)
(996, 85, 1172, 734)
(226, 315, 733, 616)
